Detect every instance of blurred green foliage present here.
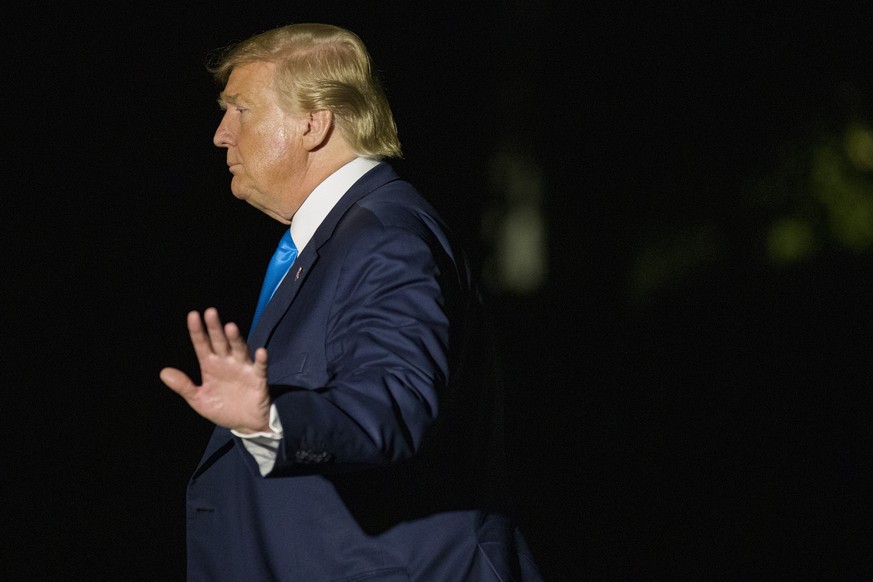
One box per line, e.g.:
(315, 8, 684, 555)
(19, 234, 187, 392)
(629, 117, 873, 304)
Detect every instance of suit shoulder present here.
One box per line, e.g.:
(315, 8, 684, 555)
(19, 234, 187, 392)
(350, 180, 448, 236)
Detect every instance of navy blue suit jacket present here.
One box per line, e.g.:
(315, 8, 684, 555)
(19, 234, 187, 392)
(186, 163, 542, 581)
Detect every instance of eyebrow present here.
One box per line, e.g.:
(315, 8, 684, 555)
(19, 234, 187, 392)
(217, 91, 243, 109)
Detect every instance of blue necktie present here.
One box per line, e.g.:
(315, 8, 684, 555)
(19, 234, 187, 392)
(251, 229, 298, 329)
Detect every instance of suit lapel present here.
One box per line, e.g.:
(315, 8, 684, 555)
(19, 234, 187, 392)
(247, 162, 400, 350)
(247, 248, 318, 348)
(195, 163, 401, 477)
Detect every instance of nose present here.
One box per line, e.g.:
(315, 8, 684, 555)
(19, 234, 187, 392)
(213, 112, 234, 148)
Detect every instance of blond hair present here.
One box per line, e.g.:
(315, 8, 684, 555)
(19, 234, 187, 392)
(209, 23, 401, 159)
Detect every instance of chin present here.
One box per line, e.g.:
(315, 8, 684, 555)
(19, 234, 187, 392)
(229, 184, 248, 201)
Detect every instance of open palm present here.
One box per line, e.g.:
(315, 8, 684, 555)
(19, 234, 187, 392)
(160, 307, 271, 433)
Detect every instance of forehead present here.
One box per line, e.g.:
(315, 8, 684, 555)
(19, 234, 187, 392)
(220, 61, 278, 106)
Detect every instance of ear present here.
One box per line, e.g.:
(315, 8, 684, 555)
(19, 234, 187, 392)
(301, 109, 334, 151)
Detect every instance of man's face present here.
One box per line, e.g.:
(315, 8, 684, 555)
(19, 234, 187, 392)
(213, 61, 307, 223)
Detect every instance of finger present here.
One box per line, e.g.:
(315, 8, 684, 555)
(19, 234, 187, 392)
(203, 307, 231, 355)
(186, 310, 214, 361)
(253, 347, 269, 378)
(225, 321, 250, 361)
(159, 367, 198, 400)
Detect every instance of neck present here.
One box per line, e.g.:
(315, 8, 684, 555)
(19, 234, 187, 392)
(276, 141, 359, 224)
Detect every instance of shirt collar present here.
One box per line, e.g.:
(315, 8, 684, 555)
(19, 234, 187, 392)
(289, 157, 380, 252)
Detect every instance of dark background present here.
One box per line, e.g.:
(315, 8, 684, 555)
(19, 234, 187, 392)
(4, 3, 873, 580)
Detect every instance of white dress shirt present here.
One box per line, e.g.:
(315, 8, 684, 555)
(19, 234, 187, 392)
(232, 156, 380, 475)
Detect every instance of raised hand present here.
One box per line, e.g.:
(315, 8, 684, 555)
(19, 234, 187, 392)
(160, 307, 272, 433)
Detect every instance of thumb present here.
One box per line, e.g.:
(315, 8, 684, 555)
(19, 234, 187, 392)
(160, 367, 197, 399)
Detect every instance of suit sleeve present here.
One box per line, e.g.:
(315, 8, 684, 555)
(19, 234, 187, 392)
(268, 218, 458, 475)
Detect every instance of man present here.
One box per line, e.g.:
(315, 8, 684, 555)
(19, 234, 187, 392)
(160, 23, 542, 581)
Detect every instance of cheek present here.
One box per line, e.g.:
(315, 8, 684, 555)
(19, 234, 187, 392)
(239, 116, 298, 177)
(264, 125, 292, 158)
(254, 132, 296, 180)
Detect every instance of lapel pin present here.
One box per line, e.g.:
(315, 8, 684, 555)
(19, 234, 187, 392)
(295, 267, 302, 280)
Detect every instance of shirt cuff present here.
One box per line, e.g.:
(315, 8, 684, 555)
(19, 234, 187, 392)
(231, 405, 284, 476)
(231, 404, 284, 439)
